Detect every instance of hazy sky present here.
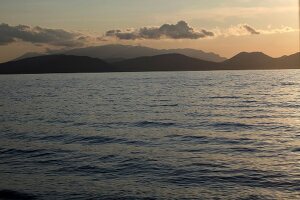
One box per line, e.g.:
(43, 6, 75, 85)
(0, 0, 299, 62)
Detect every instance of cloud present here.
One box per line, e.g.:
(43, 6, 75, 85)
(220, 24, 298, 37)
(1, 21, 297, 49)
(0, 23, 86, 47)
(105, 21, 215, 40)
(243, 25, 260, 35)
(223, 24, 261, 36)
(260, 26, 298, 34)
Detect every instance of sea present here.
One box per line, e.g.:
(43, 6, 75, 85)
(0, 70, 299, 200)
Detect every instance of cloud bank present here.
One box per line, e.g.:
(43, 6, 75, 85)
(0, 23, 86, 47)
(0, 21, 297, 48)
(105, 21, 296, 40)
(105, 21, 215, 40)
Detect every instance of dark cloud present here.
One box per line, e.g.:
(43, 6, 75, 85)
(0, 23, 85, 47)
(243, 25, 260, 35)
(106, 21, 215, 40)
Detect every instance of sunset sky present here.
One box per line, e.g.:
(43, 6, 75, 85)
(0, 0, 299, 62)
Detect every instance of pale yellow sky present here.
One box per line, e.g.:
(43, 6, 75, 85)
(0, 0, 299, 62)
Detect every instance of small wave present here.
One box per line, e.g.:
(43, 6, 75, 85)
(291, 147, 300, 152)
(280, 103, 300, 109)
(98, 196, 157, 200)
(148, 104, 178, 107)
(239, 194, 274, 200)
(241, 100, 258, 103)
(0, 190, 36, 200)
(68, 135, 125, 145)
(45, 119, 74, 124)
(182, 135, 207, 139)
(0, 148, 37, 155)
(55, 164, 111, 175)
(209, 96, 241, 99)
(212, 137, 255, 145)
(280, 82, 297, 86)
(0, 148, 50, 157)
(181, 135, 208, 141)
(72, 122, 89, 126)
(165, 171, 298, 189)
(165, 134, 181, 138)
(188, 162, 225, 169)
(114, 157, 173, 177)
(154, 99, 171, 102)
(123, 140, 149, 146)
(212, 122, 253, 131)
(40, 134, 67, 141)
(134, 121, 176, 128)
(230, 147, 260, 153)
(76, 165, 107, 173)
(98, 154, 118, 161)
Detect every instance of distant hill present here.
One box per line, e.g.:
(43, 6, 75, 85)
(0, 55, 112, 74)
(222, 52, 300, 70)
(54, 44, 227, 62)
(114, 52, 299, 71)
(113, 53, 219, 71)
(163, 48, 227, 62)
(1, 52, 299, 74)
(276, 52, 300, 69)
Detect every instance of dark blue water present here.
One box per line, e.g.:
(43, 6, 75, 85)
(0, 70, 300, 200)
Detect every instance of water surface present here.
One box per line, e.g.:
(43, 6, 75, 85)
(0, 70, 300, 199)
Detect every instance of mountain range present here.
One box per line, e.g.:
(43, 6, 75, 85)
(14, 44, 227, 63)
(0, 50, 299, 74)
(0, 55, 112, 74)
(222, 52, 300, 70)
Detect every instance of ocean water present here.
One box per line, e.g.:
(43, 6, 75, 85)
(0, 70, 299, 200)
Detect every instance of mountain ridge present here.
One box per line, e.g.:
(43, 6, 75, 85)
(0, 52, 299, 74)
(0, 55, 112, 74)
(223, 52, 300, 70)
(13, 44, 227, 63)
(113, 53, 219, 71)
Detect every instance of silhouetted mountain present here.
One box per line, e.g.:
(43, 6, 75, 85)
(277, 52, 300, 68)
(1, 52, 299, 74)
(104, 57, 126, 63)
(56, 44, 227, 62)
(164, 48, 226, 62)
(114, 51, 299, 71)
(222, 52, 299, 69)
(113, 53, 219, 71)
(0, 55, 112, 74)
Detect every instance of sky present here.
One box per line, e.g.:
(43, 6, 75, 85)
(0, 0, 299, 62)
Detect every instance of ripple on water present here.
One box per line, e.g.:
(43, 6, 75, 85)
(0, 190, 36, 200)
(291, 147, 300, 153)
(134, 121, 176, 128)
(66, 135, 125, 145)
(211, 122, 254, 131)
(148, 104, 179, 107)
